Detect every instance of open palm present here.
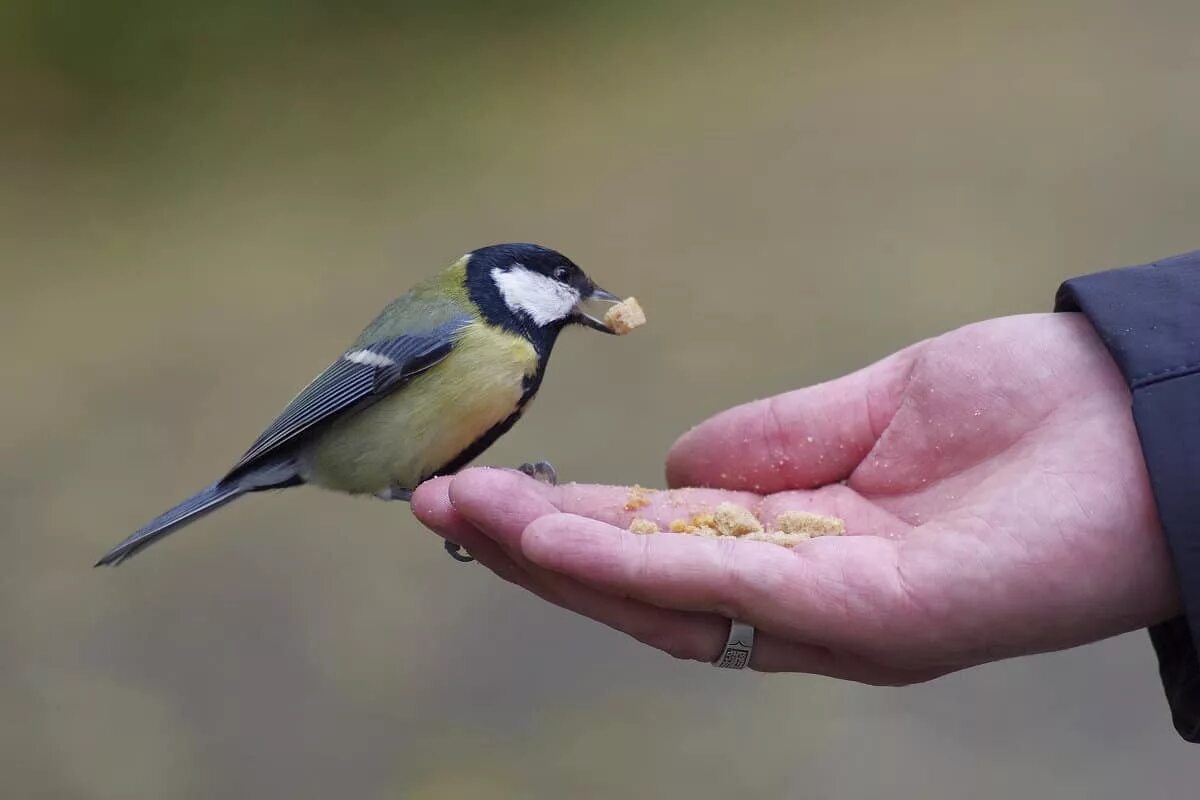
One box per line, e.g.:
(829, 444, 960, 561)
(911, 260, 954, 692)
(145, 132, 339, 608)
(413, 313, 1178, 684)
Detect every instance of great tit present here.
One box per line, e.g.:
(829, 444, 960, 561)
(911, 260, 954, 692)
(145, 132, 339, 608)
(96, 243, 621, 567)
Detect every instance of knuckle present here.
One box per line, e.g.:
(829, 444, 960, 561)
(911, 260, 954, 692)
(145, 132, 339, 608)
(622, 531, 656, 588)
(712, 537, 788, 618)
(711, 538, 751, 617)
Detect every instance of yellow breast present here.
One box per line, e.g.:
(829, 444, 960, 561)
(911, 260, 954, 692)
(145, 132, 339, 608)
(301, 323, 539, 494)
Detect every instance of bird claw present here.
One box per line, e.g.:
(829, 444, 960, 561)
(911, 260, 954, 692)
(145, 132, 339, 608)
(517, 460, 558, 486)
(444, 539, 475, 563)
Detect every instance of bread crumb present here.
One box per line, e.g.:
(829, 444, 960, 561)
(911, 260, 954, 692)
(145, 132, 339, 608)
(645, 504, 845, 551)
(774, 510, 845, 537)
(629, 518, 660, 534)
(604, 297, 646, 335)
(743, 531, 812, 548)
(624, 485, 653, 511)
(712, 503, 764, 536)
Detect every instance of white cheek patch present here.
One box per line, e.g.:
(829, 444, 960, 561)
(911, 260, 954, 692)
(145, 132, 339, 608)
(491, 266, 580, 325)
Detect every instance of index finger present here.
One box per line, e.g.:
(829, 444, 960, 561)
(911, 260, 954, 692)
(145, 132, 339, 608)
(444, 468, 761, 540)
(445, 469, 898, 540)
(520, 511, 906, 652)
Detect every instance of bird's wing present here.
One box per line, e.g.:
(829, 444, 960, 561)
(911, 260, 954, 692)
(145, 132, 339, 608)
(222, 317, 470, 482)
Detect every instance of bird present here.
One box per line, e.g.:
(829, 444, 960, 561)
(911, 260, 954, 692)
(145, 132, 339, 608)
(95, 243, 621, 567)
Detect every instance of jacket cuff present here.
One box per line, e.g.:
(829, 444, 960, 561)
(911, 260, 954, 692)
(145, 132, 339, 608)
(1056, 251, 1200, 743)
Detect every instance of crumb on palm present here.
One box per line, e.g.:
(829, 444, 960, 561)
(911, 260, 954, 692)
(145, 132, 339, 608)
(629, 518, 660, 534)
(640, 503, 845, 550)
(624, 485, 654, 511)
(712, 503, 764, 536)
(774, 510, 845, 536)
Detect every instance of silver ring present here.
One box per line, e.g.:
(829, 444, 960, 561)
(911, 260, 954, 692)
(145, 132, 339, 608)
(712, 620, 755, 669)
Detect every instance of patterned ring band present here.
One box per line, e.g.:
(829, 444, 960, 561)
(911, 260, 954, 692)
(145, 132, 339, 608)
(712, 620, 755, 669)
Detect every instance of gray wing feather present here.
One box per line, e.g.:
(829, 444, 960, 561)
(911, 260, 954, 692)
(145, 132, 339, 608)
(223, 319, 467, 481)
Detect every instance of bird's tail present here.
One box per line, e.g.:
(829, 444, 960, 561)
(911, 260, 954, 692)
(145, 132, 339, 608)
(95, 482, 246, 567)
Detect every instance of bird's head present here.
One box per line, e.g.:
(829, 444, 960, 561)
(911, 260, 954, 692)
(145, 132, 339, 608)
(465, 243, 620, 338)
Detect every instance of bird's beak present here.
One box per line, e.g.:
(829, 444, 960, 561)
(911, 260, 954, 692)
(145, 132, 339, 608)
(573, 287, 621, 333)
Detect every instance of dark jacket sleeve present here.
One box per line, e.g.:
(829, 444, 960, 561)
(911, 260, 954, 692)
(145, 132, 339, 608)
(1055, 250, 1200, 742)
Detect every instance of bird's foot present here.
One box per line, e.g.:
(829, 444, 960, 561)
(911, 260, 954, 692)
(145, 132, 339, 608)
(444, 539, 475, 563)
(517, 460, 558, 486)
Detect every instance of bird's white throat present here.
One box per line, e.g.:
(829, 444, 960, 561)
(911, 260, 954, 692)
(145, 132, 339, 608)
(491, 266, 580, 326)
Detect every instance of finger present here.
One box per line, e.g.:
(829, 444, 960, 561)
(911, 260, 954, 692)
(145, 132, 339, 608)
(576, 610, 939, 682)
(721, 631, 947, 685)
(448, 467, 763, 539)
(505, 521, 943, 682)
(411, 476, 542, 590)
(666, 345, 923, 493)
(447, 468, 908, 544)
(445, 468, 562, 551)
(421, 473, 741, 660)
(421, 474, 937, 681)
(520, 511, 905, 652)
(556, 481, 762, 530)
(415, 483, 930, 679)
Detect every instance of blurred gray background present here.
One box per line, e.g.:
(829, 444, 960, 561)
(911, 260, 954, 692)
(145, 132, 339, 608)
(4, 0, 1199, 797)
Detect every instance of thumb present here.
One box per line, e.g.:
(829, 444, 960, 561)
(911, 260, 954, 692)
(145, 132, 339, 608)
(666, 344, 922, 494)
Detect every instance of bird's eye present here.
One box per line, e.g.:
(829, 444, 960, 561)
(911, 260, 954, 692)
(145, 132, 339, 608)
(553, 266, 570, 281)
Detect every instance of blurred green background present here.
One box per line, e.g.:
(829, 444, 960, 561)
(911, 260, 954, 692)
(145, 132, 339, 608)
(5, 0, 1200, 797)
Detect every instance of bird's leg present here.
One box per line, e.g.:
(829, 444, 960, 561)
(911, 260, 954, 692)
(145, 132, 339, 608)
(517, 460, 558, 486)
(376, 484, 413, 502)
(377, 484, 473, 562)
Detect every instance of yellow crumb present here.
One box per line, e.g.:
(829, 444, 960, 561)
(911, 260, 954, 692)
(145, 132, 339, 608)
(629, 518, 660, 534)
(660, 507, 847, 551)
(712, 503, 764, 536)
(774, 510, 845, 537)
(624, 485, 654, 511)
(604, 297, 646, 335)
(743, 531, 812, 548)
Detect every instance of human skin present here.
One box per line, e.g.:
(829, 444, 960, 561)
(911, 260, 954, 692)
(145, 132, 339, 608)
(412, 313, 1180, 685)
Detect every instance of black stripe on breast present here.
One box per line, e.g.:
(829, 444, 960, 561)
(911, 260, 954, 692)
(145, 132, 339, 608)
(427, 407, 528, 481)
(419, 359, 547, 483)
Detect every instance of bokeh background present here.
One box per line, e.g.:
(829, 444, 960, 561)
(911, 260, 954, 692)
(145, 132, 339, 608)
(5, 0, 1200, 797)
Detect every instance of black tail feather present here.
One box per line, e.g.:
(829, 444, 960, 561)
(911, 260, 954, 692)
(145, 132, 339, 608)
(95, 482, 246, 567)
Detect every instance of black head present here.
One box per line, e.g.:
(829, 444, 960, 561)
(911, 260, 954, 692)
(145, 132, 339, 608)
(464, 243, 617, 351)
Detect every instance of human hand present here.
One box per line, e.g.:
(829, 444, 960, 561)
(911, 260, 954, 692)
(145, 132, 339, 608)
(413, 313, 1179, 684)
